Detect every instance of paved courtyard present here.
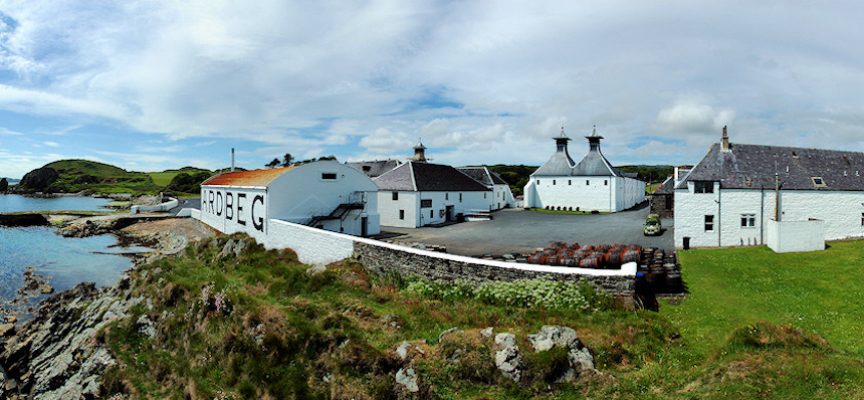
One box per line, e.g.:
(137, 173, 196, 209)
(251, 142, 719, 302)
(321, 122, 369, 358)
(382, 203, 674, 256)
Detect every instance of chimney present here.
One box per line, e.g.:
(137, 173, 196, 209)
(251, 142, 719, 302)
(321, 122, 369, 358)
(585, 125, 603, 152)
(231, 148, 235, 172)
(721, 125, 730, 151)
(674, 165, 693, 186)
(410, 139, 427, 162)
(554, 126, 571, 152)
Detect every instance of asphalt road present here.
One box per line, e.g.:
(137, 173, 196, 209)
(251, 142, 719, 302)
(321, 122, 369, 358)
(169, 198, 200, 215)
(383, 203, 674, 256)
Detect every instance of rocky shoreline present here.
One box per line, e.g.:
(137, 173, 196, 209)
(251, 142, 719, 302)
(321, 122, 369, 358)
(0, 217, 215, 399)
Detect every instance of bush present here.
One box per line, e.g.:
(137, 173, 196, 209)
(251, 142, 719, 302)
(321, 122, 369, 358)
(405, 278, 608, 311)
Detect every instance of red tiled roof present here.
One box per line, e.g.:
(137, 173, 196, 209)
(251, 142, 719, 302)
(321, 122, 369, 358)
(201, 166, 297, 187)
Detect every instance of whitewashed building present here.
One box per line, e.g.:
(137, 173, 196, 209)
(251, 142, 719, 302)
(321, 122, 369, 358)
(199, 160, 380, 237)
(458, 166, 517, 210)
(374, 161, 492, 228)
(523, 128, 646, 212)
(674, 127, 864, 252)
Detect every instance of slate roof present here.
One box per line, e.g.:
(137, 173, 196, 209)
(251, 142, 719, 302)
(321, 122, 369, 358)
(202, 166, 297, 187)
(678, 143, 864, 191)
(653, 176, 675, 195)
(457, 167, 509, 187)
(532, 133, 628, 178)
(346, 160, 401, 178)
(374, 162, 491, 192)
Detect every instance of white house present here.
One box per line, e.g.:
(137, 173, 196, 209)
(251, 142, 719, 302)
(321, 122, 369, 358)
(674, 127, 864, 251)
(374, 161, 492, 228)
(458, 166, 517, 210)
(198, 160, 381, 237)
(523, 128, 646, 212)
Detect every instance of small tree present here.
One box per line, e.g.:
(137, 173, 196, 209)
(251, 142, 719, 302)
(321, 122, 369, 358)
(265, 158, 281, 169)
(282, 153, 294, 167)
(0, 178, 7, 193)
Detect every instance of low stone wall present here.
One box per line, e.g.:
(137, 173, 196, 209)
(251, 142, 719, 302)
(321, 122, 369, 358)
(192, 213, 635, 296)
(354, 242, 634, 295)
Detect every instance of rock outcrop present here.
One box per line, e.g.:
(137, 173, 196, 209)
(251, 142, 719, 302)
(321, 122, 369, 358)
(527, 325, 596, 382)
(494, 332, 523, 382)
(0, 178, 8, 193)
(15, 168, 59, 193)
(0, 280, 142, 399)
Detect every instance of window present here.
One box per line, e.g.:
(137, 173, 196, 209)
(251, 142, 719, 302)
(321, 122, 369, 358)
(704, 215, 715, 231)
(483, 193, 487, 199)
(536, 180, 540, 185)
(604, 180, 608, 186)
(586, 180, 590, 186)
(420, 199, 432, 208)
(568, 180, 571, 185)
(861, 213, 864, 226)
(665, 195, 673, 210)
(811, 177, 826, 188)
(694, 181, 714, 193)
(445, 193, 449, 200)
(459, 193, 463, 202)
(741, 213, 756, 228)
(399, 210, 405, 220)
(321, 172, 337, 180)
(392, 192, 399, 201)
(430, 209, 433, 218)
(553, 180, 556, 185)
(362, 166, 371, 172)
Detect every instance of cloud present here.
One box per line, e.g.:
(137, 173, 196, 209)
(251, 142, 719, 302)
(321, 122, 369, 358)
(0, 1, 863, 171)
(42, 140, 59, 147)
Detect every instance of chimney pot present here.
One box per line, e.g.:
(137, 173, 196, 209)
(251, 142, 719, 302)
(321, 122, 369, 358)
(721, 126, 731, 151)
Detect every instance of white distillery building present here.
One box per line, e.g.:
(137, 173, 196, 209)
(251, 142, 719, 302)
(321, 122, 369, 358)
(458, 166, 517, 210)
(523, 128, 646, 212)
(198, 160, 381, 237)
(374, 160, 492, 228)
(674, 127, 864, 252)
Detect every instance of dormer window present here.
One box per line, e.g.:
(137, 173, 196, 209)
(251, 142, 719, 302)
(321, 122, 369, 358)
(694, 181, 714, 193)
(811, 177, 826, 188)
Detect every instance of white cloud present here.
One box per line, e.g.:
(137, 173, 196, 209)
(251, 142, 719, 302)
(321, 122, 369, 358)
(654, 103, 735, 137)
(42, 141, 59, 147)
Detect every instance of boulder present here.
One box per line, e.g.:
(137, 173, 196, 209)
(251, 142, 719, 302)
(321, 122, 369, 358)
(527, 325, 596, 382)
(395, 368, 419, 393)
(494, 333, 523, 382)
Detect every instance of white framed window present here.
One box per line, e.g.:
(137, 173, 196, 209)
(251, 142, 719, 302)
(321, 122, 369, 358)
(704, 215, 715, 231)
(568, 180, 571, 185)
(604, 180, 608, 186)
(399, 210, 405, 220)
(552, 179, 556, 185)
(585, 180, 590, 186)
(741, 214, 756, 228)
(420, 199, 432, 208)
(321, 172, 338, 180)
(812, 177, 826, 188)
(392, 192, 399, 201)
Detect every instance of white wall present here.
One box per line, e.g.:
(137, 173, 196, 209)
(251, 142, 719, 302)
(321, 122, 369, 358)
(523, 176, 644, 212)
(199, 186, 268, 236)
(200, 161, 380, 238)
(675, 184, 864, 248)
(378, 190, 491, 228)
(765, 219, 825, 253)
(492, 183, 516, 209)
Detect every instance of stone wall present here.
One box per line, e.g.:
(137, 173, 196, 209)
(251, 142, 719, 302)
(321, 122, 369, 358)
(353, 242, 635, 295)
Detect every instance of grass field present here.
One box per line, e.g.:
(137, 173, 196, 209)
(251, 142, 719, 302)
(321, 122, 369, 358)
(146, 167, 211, 187)
(667, 241, 864, 356)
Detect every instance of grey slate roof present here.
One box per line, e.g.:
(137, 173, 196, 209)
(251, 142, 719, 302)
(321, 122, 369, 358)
(457, 167, 509, 187)
(654, 176, 675, 195)
(678, 143, 864, 191)
(374, 161, 491, 192)
(571, 150, 617, 176)
(532, 146, 577, 176)
(346, 160, 401, 178)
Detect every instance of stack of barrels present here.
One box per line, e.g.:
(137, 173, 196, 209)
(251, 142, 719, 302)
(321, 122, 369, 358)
(639, 248, 683, 293)
(525, 242, 643, 269)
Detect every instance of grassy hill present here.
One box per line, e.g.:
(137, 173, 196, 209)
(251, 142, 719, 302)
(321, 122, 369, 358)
(17, 160, 214, 195)
(43, 160, 161, 194)
(93, 235, 864, 398)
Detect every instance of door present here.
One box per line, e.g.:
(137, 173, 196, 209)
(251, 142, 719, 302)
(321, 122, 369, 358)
(446, 205, 455, 222)
(361, 216, 368, 237)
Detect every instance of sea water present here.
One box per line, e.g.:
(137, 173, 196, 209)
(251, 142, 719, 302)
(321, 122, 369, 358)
(0, 195, 136, 314)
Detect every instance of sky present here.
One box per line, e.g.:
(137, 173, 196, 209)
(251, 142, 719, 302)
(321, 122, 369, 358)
(1, 1, 864, 178)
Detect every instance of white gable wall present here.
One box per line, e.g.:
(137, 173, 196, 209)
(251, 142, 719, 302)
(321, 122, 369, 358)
(199, 186, 268, 237)
(378, 190, 491, 228)
(523, 176, 644, 212)
(675, 183, 864, 248)
(492, 183, 516, 209)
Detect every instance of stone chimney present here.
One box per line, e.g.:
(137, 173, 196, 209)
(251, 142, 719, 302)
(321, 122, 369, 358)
(410, 139, 427, 162)
(721, 125, 730, 151)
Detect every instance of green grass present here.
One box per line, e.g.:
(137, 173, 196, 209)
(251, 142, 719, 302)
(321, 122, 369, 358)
(146, 167, 210, 187)
(665, 241, 864, 357)
(94, 235, 864, 398)
(43, 159, 161, 194)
